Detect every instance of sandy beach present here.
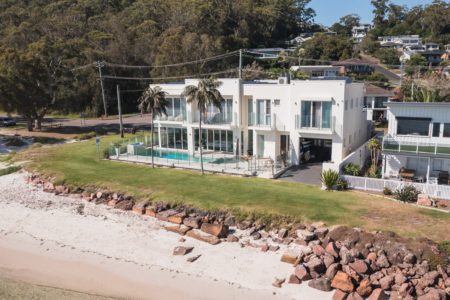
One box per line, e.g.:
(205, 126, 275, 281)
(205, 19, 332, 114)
(0, 172, 332, 300)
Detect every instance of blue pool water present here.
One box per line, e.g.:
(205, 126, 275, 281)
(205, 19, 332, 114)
(134, 148, 214, 163)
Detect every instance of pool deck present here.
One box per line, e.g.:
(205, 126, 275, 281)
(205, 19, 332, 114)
(111, 153, 282, 178)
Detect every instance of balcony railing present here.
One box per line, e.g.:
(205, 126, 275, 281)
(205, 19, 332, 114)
(156, 112, 186, 122)
(382, 135, 450, 156)
(248, 112, 271, 127)
(192, 111, 234, 125)
(294, 115, 334, 133)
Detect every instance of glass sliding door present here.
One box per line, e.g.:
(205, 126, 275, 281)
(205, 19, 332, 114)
(312, 102, 321, 128)
(301, 101, 311, 127)
(301, 100, 332, 129)
(322, 102, 332, 129)
(257, 135, 265, 158)
(256, 99, 270, 126)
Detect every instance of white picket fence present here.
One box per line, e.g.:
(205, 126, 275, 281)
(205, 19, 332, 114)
(343, 175, 450, 200)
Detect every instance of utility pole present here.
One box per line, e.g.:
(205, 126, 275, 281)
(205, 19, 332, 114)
(399, 60, 404, 87)
(95, 61, 108, 118)
(239, 49, 243, 79)
(116, 84, 124, 138)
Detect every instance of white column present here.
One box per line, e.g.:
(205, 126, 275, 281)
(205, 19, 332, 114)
(187, 126, 195, 155)
(291, 132, 300, 165)
(426, 157, 431, 183)
(157, 123, 162, 148)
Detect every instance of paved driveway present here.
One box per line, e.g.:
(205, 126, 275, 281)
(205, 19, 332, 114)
(278, 162, 323, 185)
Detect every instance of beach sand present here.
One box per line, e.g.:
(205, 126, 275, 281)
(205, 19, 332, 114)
(0, 172, 332, 300)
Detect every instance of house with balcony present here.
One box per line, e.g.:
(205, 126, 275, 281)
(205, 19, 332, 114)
(290, 65, 343, 78)
(378, 35, 422, 48)
(352, 24, 372, 43)
(401, 45, 442, 66)
(363, 84, 393, 122)
(138, 77, 369, 176)
(382, 102, 450, 185)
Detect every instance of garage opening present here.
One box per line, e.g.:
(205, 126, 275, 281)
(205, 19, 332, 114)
(300, 138, 332, 163)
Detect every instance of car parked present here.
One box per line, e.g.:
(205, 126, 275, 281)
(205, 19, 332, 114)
(0, 117, 17, 127)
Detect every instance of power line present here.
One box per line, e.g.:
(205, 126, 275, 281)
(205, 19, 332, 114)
(103, 51, 239, 69)
(101, 69, 238, 81)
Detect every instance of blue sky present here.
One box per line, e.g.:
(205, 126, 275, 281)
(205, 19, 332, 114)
(310, 0, 436, 26)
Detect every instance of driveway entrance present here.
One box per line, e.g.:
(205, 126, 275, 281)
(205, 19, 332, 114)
(278, 162, 323, 185)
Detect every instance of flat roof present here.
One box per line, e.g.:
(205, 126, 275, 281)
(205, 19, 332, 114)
(387, 102, 450, 108)
(364, 84, 393, 96)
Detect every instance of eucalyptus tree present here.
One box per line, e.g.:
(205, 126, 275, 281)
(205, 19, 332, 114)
(138, 86, 168, 168)
(182, 78, 224, 174)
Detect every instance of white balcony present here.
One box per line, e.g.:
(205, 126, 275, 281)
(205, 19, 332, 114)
(294, 115, 336, 134)
(382, 135, 450, 157)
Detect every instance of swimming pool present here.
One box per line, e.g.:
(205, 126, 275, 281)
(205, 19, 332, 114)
(132, 147, 214, 163)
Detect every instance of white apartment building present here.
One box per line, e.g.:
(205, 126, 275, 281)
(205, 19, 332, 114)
(382, 102, 450, 185)
(378, 35, 422, 47)
(150, 78, 369, 172)
(290, 65, 342, 78)
(363, 84, 393, 122)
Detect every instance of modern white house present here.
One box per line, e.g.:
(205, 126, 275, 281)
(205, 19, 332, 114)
(290, 65, 342, 78)
(125, 77, 369, 176)
(352, 24, 372, 43)
(401, 45, 442, 65)
(378, 35, 422, 47)
(382, 102, 450, 185)
(363, 84, 393, 122)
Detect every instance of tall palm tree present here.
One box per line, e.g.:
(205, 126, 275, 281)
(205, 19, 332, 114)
(138, 85, 168, 168)
(182, 78, 224, 174)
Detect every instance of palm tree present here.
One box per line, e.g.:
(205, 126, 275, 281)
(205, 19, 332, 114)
(415, 87, 450, 102)
(367, 138, 381, 176)
(182, 78, 224, 174)
(138, 85, 168, 168)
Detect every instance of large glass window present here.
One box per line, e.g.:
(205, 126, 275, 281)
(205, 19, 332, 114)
(374, 97, 388, 108)
(444, 124, 450, 138)
(322, 102, 332, 129)
(158, 126, 188, 150)
(301, 101, 332, 129)
(204, 98, 233, 124)
(312, 102, 321, 127)
(397, 117, 430, 136)
(164, 97, 186, 121)
(433, 123, 441, 137)
(301, 101, 311, 127)
(194, 129, 233, 153)
(257, 99, 271, 125)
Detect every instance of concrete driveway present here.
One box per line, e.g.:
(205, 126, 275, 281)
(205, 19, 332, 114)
(278, 162, 323, 185)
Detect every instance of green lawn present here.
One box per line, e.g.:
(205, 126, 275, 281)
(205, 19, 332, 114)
(18, 135, 450, 242)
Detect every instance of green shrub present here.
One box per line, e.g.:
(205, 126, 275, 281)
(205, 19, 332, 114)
(4, 137, 26, 147)
(321, 169, 340, 191)
(336, 178, 348, 191)
(383, 187, 392, 195)
(103, 148, 110, 159)
(77, 132, 96, 140)
(32, 137, 64, 144)
(394, 185, 420, 203)
(342, 163, 361, 176)
(0, 166, 21, 176)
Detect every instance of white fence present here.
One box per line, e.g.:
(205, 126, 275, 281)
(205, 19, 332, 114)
(343, 175, 450, 200)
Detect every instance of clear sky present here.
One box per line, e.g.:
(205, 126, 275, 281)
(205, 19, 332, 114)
(309, 0, 436, 26)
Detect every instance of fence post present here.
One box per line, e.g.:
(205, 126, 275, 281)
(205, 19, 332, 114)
(364, 177, 367, 191)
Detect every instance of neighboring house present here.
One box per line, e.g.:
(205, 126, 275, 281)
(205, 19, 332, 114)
(363, 84, 394, 122)
(382, 102, 450, 185)
(378, 35, 422, 47)
(401, 44, 442, 66)
(290, 65, 343, 78)
(352, 24, 372, 43)
(441, 44, 450, 61)
(151, 78, 369, 170)
(246, 48, 295, 60)
(333, 58, 375, 74)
